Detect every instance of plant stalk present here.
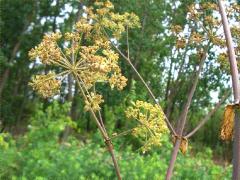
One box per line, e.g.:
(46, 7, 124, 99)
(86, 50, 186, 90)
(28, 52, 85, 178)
(73, 73, 122, 180)
(111, 42, 177, 137)
(218, 1, 240, 179)
(166, 138, 181, 180)
(166, 44, 209, 180)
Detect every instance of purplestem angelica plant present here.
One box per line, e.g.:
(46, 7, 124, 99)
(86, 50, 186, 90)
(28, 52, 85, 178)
(28, 1, 140, 179)
(163, 2, 240, 179)
(28, 0, 240, 179)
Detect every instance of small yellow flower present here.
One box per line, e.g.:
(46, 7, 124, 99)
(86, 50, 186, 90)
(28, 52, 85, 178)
(217, 52, 230, 71)
(201, 2, 218, 10)
(109, 73, 127, 90)
(211, 36, 225, 47)
(75, 19, 93, 34)
(171, 25, 182, 34)
(232, 4, 240, 13)
(187, 4, 200, 20)
(190, 32, 203, 44)
(231, 26, 240, 39)
(204, 16, 220, 26)
(176, 38, 186, 49)
(104, 1, 114, 9)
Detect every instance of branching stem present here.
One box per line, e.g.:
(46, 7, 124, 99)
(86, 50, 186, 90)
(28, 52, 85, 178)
(73, 72, 122, 180)
(185, 89, 231, 139)
(109, 39, 177, 136)
(166, 42, 209, 180)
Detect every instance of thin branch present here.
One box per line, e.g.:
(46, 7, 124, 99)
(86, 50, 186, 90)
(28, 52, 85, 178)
(185, 89, 231, 139)
(92, 85, 107, 133)
(111, 128, 135, 139)
(73, 73, 122, 180)
(134, 118, 156, 137)
(54, 58, 71, 69)
(109, 38, 177, 136)
(126, 26, 130, 59)
(57, 45, 73, 67)
(176, 42, 210, 134)
(73, 74, 105, 135)
(218, 2, 240, 102)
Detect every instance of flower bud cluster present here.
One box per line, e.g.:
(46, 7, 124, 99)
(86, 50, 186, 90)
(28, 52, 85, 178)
(125, 101, 169, 152)
(170, 2, 240, 73)
(29, 33, 62, 65)
(84, 93, 104, 112)
(29, 72, 61, 98)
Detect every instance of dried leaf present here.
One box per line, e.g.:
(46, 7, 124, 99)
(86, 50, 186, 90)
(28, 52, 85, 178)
(180, 138, 188, 155)
(172, 136, 188, 155)
(220, 105, 235, 140)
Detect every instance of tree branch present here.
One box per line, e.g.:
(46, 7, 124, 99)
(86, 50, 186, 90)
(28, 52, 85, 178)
(185, 89, 231, 139)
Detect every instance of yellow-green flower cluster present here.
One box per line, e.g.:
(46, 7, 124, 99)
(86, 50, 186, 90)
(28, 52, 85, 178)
(109, 73, 127, 90)
(84, 92, 104, 112)
(216, 4, 240, 72)
(201, 2, 218, 10)
(87, 0, 140, 39)
(29, 33, 62, 65)
(190, 32, 203, 44)
(176, 38, 186, 49)
(171, 2, 220, 50)
(29, 0, 140, 109)
(171, 25, 182, 34)
(170, 2, 240, 73)
(170, 2, 222, 49)
(125, 100, 169, 153)
(29, 72, 61, 98)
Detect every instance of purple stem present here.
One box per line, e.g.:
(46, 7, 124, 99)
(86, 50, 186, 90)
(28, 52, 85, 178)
(218, 1, 240, 179)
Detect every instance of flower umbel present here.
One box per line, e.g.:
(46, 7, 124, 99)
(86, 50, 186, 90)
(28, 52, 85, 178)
(29, 0, 140, 112)
(84, 93, 104, 112)
(125, 100, 169, 152)
(29, 72, 61, 98)
(29, 33, 62, 65)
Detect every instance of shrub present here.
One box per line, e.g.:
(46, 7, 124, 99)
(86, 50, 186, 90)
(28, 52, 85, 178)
(0, 101, 231, 179)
